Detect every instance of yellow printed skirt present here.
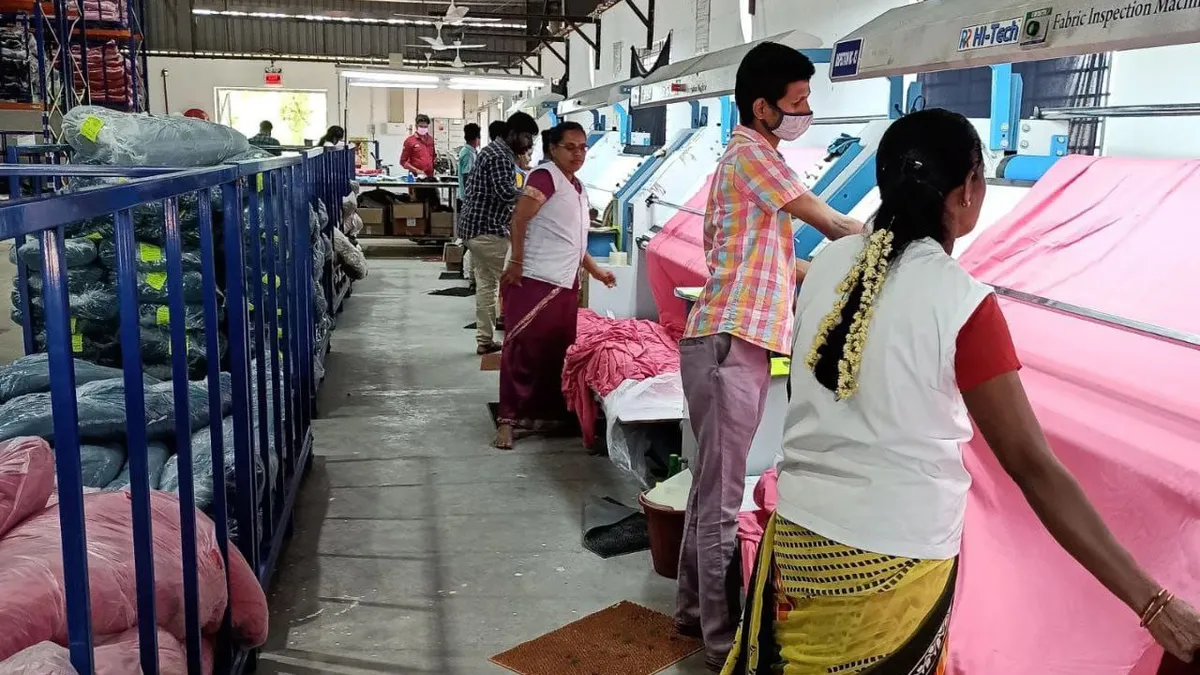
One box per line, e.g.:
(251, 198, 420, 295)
(722, 515, 955, 675)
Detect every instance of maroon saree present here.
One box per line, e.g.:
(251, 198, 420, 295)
(497, 277, 579, 426)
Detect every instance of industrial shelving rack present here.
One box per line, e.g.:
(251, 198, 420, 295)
(0, 0, 147, 148)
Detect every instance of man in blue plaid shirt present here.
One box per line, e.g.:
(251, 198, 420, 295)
(461, 112, 539, 355)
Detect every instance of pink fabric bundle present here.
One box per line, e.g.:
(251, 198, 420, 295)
(562, 309, 682, 445)
(644, 176, 714, 338)
(737, 469, 778, 593)
(0, 436, 268, 673)
(66, 0, 127, 24)
(69, 43, 136, 107)
(950, 155, 1200, 674)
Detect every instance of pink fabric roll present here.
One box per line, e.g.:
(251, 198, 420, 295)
(951, 155, 1200, 674)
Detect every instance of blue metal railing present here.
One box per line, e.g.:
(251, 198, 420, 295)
(0, 145, 351, 673)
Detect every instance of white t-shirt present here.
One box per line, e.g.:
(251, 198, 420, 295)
(776, 236, 991, 560)
(520, 164, 589, 289)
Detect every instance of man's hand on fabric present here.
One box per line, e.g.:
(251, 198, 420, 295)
(500, 261, 524, 288)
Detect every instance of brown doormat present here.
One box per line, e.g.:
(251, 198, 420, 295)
(489, 601, 701, 675)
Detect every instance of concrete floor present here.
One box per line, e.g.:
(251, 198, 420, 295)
(259, 259, 709, 675)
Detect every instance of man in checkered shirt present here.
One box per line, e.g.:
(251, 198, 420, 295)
(460, 112, 539, 355)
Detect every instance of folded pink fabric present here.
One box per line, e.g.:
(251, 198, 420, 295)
(562, 310, 681, 445)
(951, 155, 1200, 674)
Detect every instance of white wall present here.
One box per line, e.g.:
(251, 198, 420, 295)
(149, 57, 342, 129)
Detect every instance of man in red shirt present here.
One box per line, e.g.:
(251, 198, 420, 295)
(401, 114, 436, 178)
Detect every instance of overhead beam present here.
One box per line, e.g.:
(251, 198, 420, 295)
(622, 0, 649, 28)
(403, 45, 552, 57)
(438, 27, 565, 40)
(541, 39, 567, 66)
(521, 57, 540, 75)
(446, 10, 596, 22)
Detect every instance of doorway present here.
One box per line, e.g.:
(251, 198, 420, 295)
(214, 88, 328, 145)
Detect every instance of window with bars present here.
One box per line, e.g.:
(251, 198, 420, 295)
(917, 54, 1112, 155)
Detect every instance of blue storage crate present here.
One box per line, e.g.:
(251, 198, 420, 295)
(0, 145, 353, 673)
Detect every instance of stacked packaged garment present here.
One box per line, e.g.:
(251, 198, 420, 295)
(0, 24, 37, 104)
(9, 237, 120, 365)
(66, 0, 128, 23)
(70, 42, 138, 109)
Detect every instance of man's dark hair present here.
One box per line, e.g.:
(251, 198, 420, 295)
(464, 123, 481, 143)
(259, 120, 273, 133)
(488, 120, 507, 141)
(415, 113, 431, 125)
(505, 112, 539, 137)
(734, 42, 815, 125)
(547, 121, 586, 146)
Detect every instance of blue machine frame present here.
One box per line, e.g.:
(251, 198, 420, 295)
(0, 145, 353, 673)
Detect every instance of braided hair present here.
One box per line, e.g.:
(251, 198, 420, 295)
(806, 108, 983, 400)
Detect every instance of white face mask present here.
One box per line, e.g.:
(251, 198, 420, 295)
(772, 111, 812, 141)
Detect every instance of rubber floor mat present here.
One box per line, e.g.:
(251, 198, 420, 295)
(428, 286, 475, 297)
(489, 601, 701, 675)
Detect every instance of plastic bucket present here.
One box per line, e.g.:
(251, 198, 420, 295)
(638, 492, 686, 579)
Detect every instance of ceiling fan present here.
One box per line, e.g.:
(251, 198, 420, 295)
(418, 21, 486, 51)
(417, 50, 499, 70)
(450, 45, 499, 69)
(394, 0, 500, 26)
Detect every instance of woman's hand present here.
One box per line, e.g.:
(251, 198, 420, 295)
(500, 261, 524, 288)
(1150, 597, 1200, 663)
(591, 268, 617, 288)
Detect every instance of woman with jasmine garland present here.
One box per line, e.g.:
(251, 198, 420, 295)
(723, 109, 1200, 674)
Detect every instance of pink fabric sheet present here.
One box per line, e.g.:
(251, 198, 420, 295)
(643, 146, 827, 337)
(951, 155, 1200, 674)
(0, 436, 268, 673)
(562, 310, 681, 446)
(645, 176, 714, 338)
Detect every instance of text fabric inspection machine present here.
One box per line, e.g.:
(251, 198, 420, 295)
(830, 1, 1200, 674)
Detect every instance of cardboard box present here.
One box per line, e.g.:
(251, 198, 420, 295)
(393, 202, 426, 220)
(443, 242, 464, 270)
(359, 207, 385, 226)
(430, 211, 455, 238)
(362, 223, 385, 236)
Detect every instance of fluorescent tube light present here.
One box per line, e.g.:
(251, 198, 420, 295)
(349, 82, 438, 89)
(340, 70, 440, 84)
(191, 8, 524, 30)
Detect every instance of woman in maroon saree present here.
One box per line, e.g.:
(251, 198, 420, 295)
(494, 122, 615, 449)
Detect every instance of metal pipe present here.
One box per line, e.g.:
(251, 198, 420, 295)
(991, 286, 1200, 351)
(1035, 103, 1200, 119)
(646, 194, 705, 216)
(812, 114, 889, 126)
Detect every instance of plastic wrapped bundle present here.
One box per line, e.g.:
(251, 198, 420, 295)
(65, 182, 219, 248)
(137, 303, 215, 330)
(11, 237, 98, 269)
(74, 442, 125, 488)
(0, 373, 232, 444)
(15, 266, 107, 290)
(63, 106, 256, 167)
(98, 239, 203, 272)
(160, 415, 274, 513)
(334, 228, 367, 280)
(137, 269, 206, 304)
(0, 353, 146, 405)
(104, 441, 170, 490)
(11, 280, 119, 322)
(30, 329, 121, 366)
(139, 325, 227, 380)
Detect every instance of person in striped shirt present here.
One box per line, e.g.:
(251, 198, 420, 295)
(675, 42, 863, 671)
